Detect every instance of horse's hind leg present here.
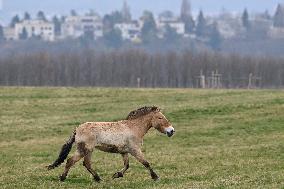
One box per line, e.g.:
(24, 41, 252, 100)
(59, 142, 88, 181)
(112, 153, 129, 179)
(130, 149, 159, 181)
(59, 152, 83, 181)
(83, 152, 101, 182)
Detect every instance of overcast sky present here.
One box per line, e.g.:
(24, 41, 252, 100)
(0, 0, 284, 24)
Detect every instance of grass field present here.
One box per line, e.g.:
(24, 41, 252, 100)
(1, 87, 284, 189)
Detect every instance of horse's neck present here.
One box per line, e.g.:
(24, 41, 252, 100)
(128, 115, 152, 138)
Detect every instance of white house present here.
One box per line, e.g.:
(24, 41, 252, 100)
(114, 21, 141, 42)
(269, 27, 284, 39)
(216, 19, 242, 39)
(251, 17, 273, 37)
(3, 27, 16, 41)
(61, 15, 103, 39)
(156, 16, 185, 36)
(15, 20, 55, 41)
(212, 13, 243, 39)
(157, 21, 185, 35)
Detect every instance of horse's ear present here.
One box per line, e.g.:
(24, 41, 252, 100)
(132, 111, 137, 116)
(152, 106, 161, 112)
(127, 111, 137, 119)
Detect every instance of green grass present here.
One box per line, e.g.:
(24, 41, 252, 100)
(1, 87, 284, 189)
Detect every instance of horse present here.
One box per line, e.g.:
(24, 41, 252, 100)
(47, 106, 175, 182)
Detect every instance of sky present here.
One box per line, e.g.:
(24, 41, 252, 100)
(0, 0, 284, 24)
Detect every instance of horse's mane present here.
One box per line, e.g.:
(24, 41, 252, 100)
(126, 106, 161, 120)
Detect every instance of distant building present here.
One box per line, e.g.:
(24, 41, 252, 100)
(250, 17, 273, 38)
(156, 15, 185, 36)
(114, 21, 141, 42)
(159, 14, 178, 23)
(214, 14, 243, 39)
(217, 19, 242, 39)
(3, 27, 16, 40)
(61, 15, 103, 39)
(15, 20, 55, 41)
(269, 27, 284, 38)
(157, 21, 185, 35)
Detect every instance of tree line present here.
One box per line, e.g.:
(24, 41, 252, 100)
(0, 49, 284, 88)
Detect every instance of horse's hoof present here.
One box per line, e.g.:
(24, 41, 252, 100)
(46, 165, 55, 170)
(59, 175, 66, 182)
(94, 175, 101, 183)
(152, 176, 160, 181)
(112, 172, 123, 179)
(151, 172, 159, 181)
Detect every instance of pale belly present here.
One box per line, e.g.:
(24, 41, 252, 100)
(94, 131, 131, 153)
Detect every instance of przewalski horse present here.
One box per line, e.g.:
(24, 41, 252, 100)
(47, 106, 175, 182)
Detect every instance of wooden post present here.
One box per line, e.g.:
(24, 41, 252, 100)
(217, 75, 221, 88)
(200, 75, 206, 89)
(248, 73, 253, 89)
(215, 70, 218, 88)
(200, 70, 206, 89)
(212, 71, 215, 88)
(137, 77, 141, 88)
(195, 70, 206, 88)
(216, 70, 221, 88)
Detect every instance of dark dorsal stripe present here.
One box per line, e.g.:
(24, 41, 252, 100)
(126, 106, 160, 120)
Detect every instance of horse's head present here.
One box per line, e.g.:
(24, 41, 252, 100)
(151, 111, 175, 137)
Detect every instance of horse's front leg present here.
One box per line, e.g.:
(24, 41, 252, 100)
(130, 149, 159, 181)
(112, 153, 129, 179)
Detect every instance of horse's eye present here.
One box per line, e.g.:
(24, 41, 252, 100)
(158, 117, 163, 120)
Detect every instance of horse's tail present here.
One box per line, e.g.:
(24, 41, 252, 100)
(47, 130, 76, 170)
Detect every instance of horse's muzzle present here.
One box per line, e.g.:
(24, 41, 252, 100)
(166, 130, 175, 137)
(165, 126, 175, 137)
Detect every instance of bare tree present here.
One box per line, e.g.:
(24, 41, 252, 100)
(0, 49, 284, 88)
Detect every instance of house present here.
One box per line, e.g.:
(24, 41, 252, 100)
(213, 13, 243, 39)
(216, 19, 242, 39)
(61, 15, 103, 39)
(250, 17, 273, 38)
(3, 27, 16, 41)
(114, 21, 141, 42)
(157, 21, 185, 35)
(156, 14, 185, 36)
(14, 20, 55, 41)
(269, 27, 284, 38)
